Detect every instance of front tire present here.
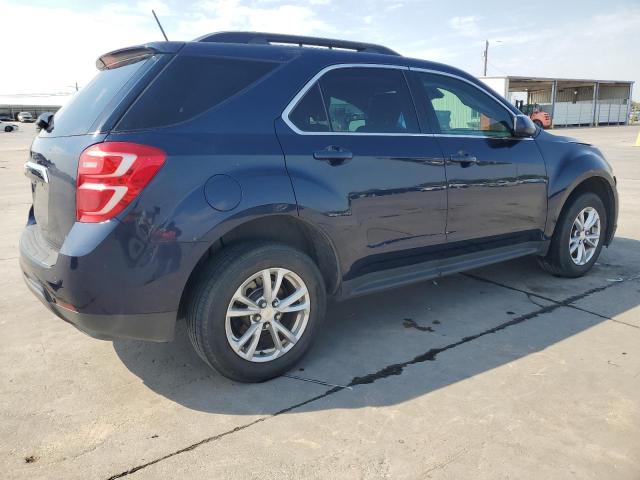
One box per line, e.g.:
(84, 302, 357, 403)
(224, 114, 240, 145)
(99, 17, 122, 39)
(539, 192, 607, 277)
(186, 242, 326, 382)
(4, 126, 12, 132)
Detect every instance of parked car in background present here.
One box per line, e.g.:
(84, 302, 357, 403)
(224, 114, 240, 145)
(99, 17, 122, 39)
(20, 32, 618, 382)
(0, 114, 13, 121)
(1, 120, 19, 132)
(17, 112, 34, 123)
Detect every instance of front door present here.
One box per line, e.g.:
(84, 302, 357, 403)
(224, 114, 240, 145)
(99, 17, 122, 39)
(410, 70, 548, 247)
(276, 65, 447, 280)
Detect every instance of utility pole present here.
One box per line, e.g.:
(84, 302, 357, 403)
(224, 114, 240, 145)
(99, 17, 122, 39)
(482, 39, 489, 76)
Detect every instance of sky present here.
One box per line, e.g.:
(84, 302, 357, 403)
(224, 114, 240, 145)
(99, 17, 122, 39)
(1, 0, 638, 101)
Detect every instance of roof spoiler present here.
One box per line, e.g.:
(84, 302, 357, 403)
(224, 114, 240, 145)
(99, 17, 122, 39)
(96, 42, 184, 70)
(195, 31, 400, 56)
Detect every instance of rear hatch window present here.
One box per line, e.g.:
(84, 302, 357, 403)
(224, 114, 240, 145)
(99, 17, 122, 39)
(44, 60, 149, 137)
(115, 55, 279, 131)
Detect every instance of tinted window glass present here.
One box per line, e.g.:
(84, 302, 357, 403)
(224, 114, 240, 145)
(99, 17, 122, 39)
(117, 55, 278, 131)
(318, 68, 419, 134)
(289, 84, 330, 132)
(48, 58, 149, 137)
(416, 72, 513, 137)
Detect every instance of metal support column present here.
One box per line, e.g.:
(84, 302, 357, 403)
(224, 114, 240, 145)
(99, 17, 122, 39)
(626, 83, 634, 125)
(593, 82, 600, 127)
(550, 80, 557, 128)
(591, 82, 598, 126)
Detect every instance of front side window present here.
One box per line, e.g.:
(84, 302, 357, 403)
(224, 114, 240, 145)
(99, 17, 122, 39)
(289, 67, 419, 134)
(416, 72, 513, 137)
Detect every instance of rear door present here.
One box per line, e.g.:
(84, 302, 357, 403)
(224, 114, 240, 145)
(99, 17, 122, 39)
(276, 65, 447, 281)
(27, 49, 167, 248)
(409, 70, 548, 247)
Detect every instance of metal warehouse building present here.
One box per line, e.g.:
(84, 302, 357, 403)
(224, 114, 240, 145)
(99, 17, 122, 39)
(0, 94, 69, 121)
(0, 104, 62, 121)
(480, 76, 634, 127)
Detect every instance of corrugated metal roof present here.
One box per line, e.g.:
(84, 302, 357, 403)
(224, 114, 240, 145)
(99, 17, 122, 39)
(480, 75, 634, 85)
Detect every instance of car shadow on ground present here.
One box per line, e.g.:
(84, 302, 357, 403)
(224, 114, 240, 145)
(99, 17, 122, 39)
(112, 236, 640, 415)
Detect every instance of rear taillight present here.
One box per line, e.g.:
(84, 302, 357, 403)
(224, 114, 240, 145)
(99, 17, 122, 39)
(76, 142, 166, 223)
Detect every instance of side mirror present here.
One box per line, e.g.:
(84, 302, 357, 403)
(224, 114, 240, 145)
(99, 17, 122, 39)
(36, 112, 54, 132)
(513, 114, 537, 137)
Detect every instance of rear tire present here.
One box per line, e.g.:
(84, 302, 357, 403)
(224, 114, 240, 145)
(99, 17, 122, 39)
(538, 192, 607, 277)
(186, 242, 326, 382)
(4, 126, 11, 132)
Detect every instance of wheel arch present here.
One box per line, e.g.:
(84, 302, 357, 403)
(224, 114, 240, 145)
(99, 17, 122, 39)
(177, 214, 341, 319)
(548, 173, 617, 246)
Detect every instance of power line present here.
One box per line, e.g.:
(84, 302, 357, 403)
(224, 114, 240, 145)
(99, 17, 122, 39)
(486, 60, 509, 76)
(0, 92, 74, 97)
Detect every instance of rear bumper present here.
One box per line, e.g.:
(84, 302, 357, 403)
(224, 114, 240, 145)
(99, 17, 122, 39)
(19, 221, 183, 342)
(22, 271, 175, 341)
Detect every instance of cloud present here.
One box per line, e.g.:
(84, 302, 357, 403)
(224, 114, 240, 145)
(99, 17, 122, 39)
(0, 0, 637, 101)
(0, 1, 159, 94)
(137, 0, 171, 16)
(179, 0, 331, 36)
(448, 15, 481, 37)
(0, 0, 333, 95)
(385, 3, 403, 11)
(478, 8, 640, 84)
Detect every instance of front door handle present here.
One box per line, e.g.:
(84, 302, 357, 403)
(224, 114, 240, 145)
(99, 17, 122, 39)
(449, 152, 478, 167)
(313, 146, 353, 165)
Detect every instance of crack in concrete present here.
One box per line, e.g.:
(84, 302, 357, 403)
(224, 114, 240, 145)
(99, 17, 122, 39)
(283, 374, 353, 390)
(105, 390, 338, 480)
(105, 277, 630, 479)
(463, 272, 640, 329)
(462, 273, 558, 304)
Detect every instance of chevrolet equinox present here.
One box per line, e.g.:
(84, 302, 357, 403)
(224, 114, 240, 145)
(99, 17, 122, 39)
(20, 32, 618, 382)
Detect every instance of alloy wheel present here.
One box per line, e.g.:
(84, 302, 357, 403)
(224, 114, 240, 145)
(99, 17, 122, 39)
(569, 207, 601, 266)
(225, 268, 311, 362)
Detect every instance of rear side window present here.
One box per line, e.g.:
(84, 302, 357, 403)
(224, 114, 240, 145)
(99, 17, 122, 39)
(289, 84, 330, 132)
(116, 55, 279, 131)
(48, 59, 149, 137)
(289, 67, 419, 134)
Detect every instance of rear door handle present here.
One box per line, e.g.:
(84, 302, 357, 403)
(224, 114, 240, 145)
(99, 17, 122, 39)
(449, 152, 477, 167)
(313, 146, 353, 165)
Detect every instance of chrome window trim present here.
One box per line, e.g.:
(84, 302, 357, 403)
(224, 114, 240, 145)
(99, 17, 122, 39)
(434, 133, 532, 140)
(281, 63, 532, 140)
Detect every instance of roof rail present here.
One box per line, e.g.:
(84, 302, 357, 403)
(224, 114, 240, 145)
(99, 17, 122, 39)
(194, 31, 400, 56)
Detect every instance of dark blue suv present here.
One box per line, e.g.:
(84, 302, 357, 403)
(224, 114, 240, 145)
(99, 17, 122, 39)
(20, 32, 618, 382)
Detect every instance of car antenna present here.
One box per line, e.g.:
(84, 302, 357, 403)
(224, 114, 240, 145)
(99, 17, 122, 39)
(152, 9, 169, 41)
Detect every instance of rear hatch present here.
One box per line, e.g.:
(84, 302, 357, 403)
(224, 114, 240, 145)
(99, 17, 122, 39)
(28, 45, 178, 248)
